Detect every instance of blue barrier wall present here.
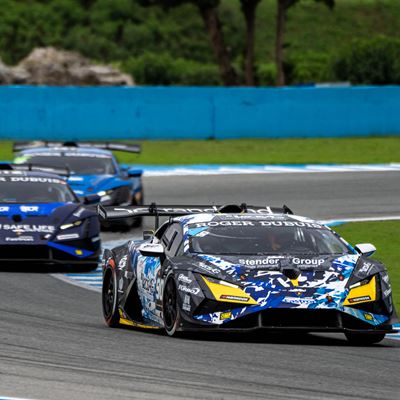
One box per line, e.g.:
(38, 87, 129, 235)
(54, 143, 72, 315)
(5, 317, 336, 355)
(0, 86, 399, 140)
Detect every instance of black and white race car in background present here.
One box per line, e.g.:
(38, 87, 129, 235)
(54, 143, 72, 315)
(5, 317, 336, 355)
(99, 203, 397, 344)
(0, 164, 101, 269)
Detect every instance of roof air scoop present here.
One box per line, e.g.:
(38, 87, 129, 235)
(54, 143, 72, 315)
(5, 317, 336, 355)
(217, 204, 246, 213)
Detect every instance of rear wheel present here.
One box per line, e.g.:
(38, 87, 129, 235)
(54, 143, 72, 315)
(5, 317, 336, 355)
(163, 277, 180, 336)
(345, 332, 385, 345)
(102, 267, 120, 327)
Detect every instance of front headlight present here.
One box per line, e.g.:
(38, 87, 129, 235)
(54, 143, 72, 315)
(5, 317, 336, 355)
(97, 189, 114, 203)
(344, 275, 377, 305)
(60, 220, 83, 230)
(201, 276, 258, 305)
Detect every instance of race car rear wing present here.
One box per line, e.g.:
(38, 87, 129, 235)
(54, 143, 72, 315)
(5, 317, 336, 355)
(98, 203, 294, 228)
(13, 141, 141, 154)
(0, 162, 70, 177)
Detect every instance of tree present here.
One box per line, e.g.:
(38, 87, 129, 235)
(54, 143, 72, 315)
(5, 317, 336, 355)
(275, 0, 334, 86)
(240, 0, 261, 86)
(137, 0, 238, 86)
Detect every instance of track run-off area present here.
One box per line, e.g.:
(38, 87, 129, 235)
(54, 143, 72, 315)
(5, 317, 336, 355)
(0, 168, 399, 400)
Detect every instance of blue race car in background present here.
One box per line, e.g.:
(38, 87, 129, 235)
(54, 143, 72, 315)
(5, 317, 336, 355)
(13, 141, 144, 230)
(0, 164, 101, 270)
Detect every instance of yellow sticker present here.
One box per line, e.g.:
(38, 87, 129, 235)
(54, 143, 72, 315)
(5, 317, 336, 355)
(220, 311, 232, 320)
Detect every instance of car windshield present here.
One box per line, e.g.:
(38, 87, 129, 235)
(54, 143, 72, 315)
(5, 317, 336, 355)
(188, 220, 352, 255)
(0, 180, 78, 203)
(17, 154, 116, 175)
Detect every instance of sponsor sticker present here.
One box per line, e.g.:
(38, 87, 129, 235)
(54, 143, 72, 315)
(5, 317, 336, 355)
(178, 285, 200, 295)
(178, 274, 192, 284)
(220, 311, 232, 320)
(19, 206, 39, 212)
(292, 258, 324, 266)
(348, 296, 371, 303)
(282, 297, 314, 305)
(239, 258, 281, 267)
(220, 294, 249, 302)
(198, 263, 220, 275)
(364, 313, 374, 321)
(0, 224, 55, 233)
(358, 262, 373, 274)
(5, 236, 34, 242)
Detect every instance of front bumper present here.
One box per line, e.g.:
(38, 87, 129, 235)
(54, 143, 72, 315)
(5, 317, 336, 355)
(0, 241, 101, 266)
(179, 308, 398, 334)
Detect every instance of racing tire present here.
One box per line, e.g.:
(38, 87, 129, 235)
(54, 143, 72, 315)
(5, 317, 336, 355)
(102, 266, 120, 327)
(163, 276, 181, 337)
(345, 332, 386, 345)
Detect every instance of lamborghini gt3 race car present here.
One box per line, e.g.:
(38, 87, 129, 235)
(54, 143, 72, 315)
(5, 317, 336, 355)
(13, 141, 144, 229)
(99, 204, 397, 344)
(0, 164, 101, 269)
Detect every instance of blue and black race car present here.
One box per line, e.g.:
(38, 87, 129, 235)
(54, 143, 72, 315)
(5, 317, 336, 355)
(0, 164, 101, 270)
(99, 203, 397, 344)
(13, 141, 143, 230)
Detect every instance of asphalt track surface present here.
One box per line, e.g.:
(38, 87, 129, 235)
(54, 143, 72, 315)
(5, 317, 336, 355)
(0, 171, 399, 400)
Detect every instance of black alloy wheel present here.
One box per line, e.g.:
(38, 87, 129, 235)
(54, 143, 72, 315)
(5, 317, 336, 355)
(102, 267, 120, 327)
(163, 277, 180, 336)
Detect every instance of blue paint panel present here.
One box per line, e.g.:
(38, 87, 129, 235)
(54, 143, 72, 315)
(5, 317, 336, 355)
(1, 86, 400, 140)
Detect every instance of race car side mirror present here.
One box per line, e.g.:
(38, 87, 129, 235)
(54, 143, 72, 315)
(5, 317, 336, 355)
(354, 243, 376, 257)
(83, 194, 101, 205)
(127, 168, 143, 178)
(138, 243, 164, 258)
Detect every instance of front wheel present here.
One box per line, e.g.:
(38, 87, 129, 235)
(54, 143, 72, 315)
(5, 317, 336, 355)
(345, 332, 385, 345)
(102, 266, 120, 327)
(163, 277, 181, 336)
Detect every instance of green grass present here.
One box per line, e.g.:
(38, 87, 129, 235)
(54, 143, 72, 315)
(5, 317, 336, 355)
(1, 137, 400, 165)
(334, 221, 400, 313)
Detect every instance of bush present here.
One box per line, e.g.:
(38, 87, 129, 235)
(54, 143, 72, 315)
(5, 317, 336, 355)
(287, 52, 332, 84)
(123, 53, 220, 85)
(257, 63, 276, 86)
(332, 35, 400, 85)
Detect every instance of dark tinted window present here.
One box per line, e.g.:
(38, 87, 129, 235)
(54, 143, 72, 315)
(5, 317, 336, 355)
(188, 221, 351, 256)
(163, 223, 183, 257)
(18, 155, 116, 175)
(0, 180, 77, 203)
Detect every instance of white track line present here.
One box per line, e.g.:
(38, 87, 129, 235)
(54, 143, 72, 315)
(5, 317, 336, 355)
(141, 164, 400, 177)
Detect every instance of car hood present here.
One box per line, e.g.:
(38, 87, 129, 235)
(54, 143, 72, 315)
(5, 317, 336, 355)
(0, 202, 88, 243)
(188, 253, 359, 308)
(67, 174, 127, 197)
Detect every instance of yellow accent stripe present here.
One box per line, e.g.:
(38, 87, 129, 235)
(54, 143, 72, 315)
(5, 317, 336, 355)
(343, 276, 377, 306)
(202, 276, 258, 305)
(119, 317, 161, 330)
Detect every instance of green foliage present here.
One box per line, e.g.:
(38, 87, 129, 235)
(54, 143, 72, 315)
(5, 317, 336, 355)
(287, 52, 332, 84)
(257, 63, 276, 86)
(123, 52, 220, 85)
(1, 0, 400, 85)
(332, 36, 400, 85)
